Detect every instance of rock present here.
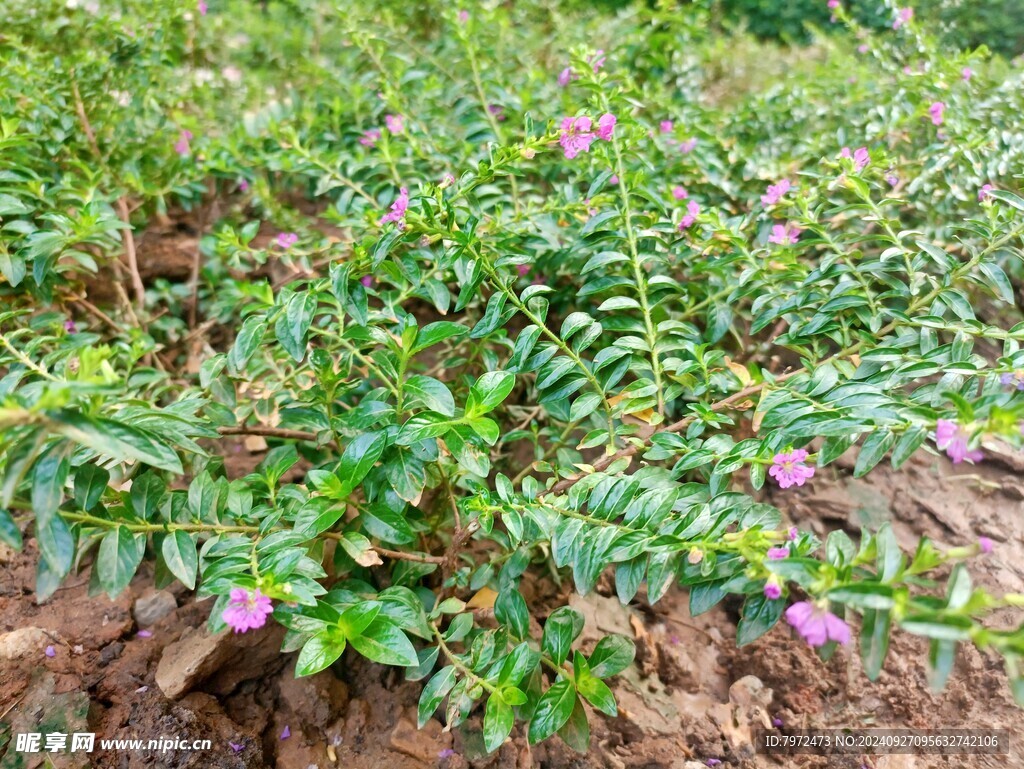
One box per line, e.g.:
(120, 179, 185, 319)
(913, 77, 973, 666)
(278, 664, 349, 728)
(0, 626, 52, 659)
(133, 589, 177, 627)
(155, 623, 285, 699)
(389, 713, 450, 764)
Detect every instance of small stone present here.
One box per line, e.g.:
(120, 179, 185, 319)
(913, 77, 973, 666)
(0, 627, 52, 660)
(389, 715, 449, 763)
(133, 589, 177, 627)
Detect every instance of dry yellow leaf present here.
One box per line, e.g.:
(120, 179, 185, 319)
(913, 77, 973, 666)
(466, 586, 498, 609)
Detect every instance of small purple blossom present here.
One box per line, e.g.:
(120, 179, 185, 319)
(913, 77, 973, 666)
(229, 742, 244, 753)
(979, 537, 994, 554)
(280, 725, 291, 740)
(438, 748, 457, 760)
(596, 113, 616, 141)
(769, 449, 815, 489)
(238, 178, 250, 192)
(767, 547, 789, 560)
(772, 716, 784, 727)
(679, 137, 697, 154)
(840, 146, 870, 171)
(198, 0, 208, 16)
(962, 67, 973, 81)
(360, 275, 374, 288)
(788, 526, 799, 541)
(769, 223, 802, 246)
(516, 264, 530, 277)
(488, 104, 506, 122)
(276, 232, 298, 250)
(360, 128, 382, 147)
(384, 114, 404, 135)
(706, 760, 722, 768)
(659, 119, 674, 133)
(589, 49, 606, 72)
(785, 600, 850, 647)
(557, 67, 576, 87)
(45, 645, 56, 658)
(978, 183, 994, 201)
(559, 116, 596, 159)
(928, 101, 945, 126)
(1000, 371, 1024, 390)
(761, 179, 791, 207)
(858, 44, 869, 54)
(886, 173, 899, 187)
(827, 0, 839, 8)
(173, 130, 193, 156)
(222, 588, 273, 633)
(764, 581, 782, 600)
(64, 319, 77, 333)
(136, 630, 153, 638)
(672, 185, 688, 201)
(679, 200, 700, 230)
(380, 187, 410, 227)
(893, 7, 913, 29)
(457, 9, 468, 23)
(935, 419, 982, 464)
(608, 174, 619, 185)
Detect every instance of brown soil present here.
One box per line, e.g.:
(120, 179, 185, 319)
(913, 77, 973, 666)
(2, 444, 1022, 769)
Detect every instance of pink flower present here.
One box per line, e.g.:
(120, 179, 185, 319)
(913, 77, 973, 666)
(439, 748, 457, 760)
(928, 101, 945, 126)
(788, 526, 799, 540)
(276, 232, 298, 249)
(589, 50, 606, 72)
(785, 601, 850, 647)
(558, 67, 576, 87)
(136, 630, 153, 638)
(885, 173, 899, 187)
(934, 419, 982, 464)
(764, 582, 782, 600)
(45, 645, 56, 657)
(840, 146, 870, 171)
(457, 9, 468, 23)
(761, 179, 791, 207)
(173, 130, 193, 156)
(679, 137, 697, 154)
(962, 67, 973, 81)
(979, 537, 994, 554)
(769, 223, 802, 246)
(827, 0, 839, 8)
(672, 185, 688, 201)
(488, 104, 506, 121)
(769, 449, 815, 489)
(596, 113, 616, 141)
(516, 264, 530, 277)
(222, 588, 273, 633)
(559, 116, 596, 159)
(659, 120, 674, 134)
(360, 128, 381, 147)
(360, 275, 374, 288)
(198, 0, 208, 15)
(893, 7, 913, 29)
(64, 319, 77, 333)
(767, 547, 789, 560)
(608, 174, 619, 185)
(679, 200, 700, 230)
(380, 187, 410, 227)
(978, 183, 994, 201)
(858, 44, 869, 54)
(238, 178, 250, 192)
(384, 114, 404, 135)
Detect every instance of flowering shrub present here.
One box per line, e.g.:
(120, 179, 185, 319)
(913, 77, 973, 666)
(1, 0, 1024, 755)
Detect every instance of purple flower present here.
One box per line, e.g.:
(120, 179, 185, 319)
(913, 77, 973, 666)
(767, 547, 789, 560)
(360, 275, 374, 288)
(858, 44, 870, 54)
(276, 232, 298, 250)
(772, 716, 784, 727)
(238, 178, 250, 192)
(679, 200, 700, 230)
(979, 537, 994, 554)
(935, 419, 982, 464)
(380, 187, 410, 227)
(64, 319, 77, 333)
(679, 137, 698, 154)
(457, 9, 468, 23)
(173, 130, 193, 156)
(659, 120, 674, 134)
(222, 588, 273, 633)
(893, 7, 913, 29)
(1000, 371, 1024, 390)
(136, 630, 153, 638)
(516, 264, 530, 277)
(706, 760, 722, 768)
(788, 526, 799, 541)
(280, 725, 291, 740)
(764, 581, 782, 600)
(45, 645, 56, 658)
(559, 116, 596, 159)
(962, 67, 973, 81)
(672, 185, 688, 201)
(596, 113, 616, 141)
(785, 601, 850, 647)
(827, 0, 839, 8)
(229, 742, 244, 753)
(885, 173, 899, 187)
(557, 67, 575, 87)
(198, 0, 208, 15)
(840, 146, 870, 171)
(384, 114, 404, 135)
(769, 449, 815, 489)
(360, 128, 381, 147)
(978, 183, 994, 201)
(589, 50, 606, 72)
(769, 223, 802, 246)
(761, 179, 791, 207)
(488, 104, 506, 121)
(928, 101, 945, 126)
(438, 748, 457, 760)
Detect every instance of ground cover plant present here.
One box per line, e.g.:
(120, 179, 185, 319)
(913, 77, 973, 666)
(1, 0, 1024, 761)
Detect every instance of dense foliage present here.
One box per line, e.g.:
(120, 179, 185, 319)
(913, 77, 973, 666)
(2, 0, 1024, 754)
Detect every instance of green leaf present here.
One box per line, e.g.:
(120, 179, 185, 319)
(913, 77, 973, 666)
(853, 430, 895, 477)
(859, 608, 891, 681)
(296, 633, 347, 677)
(0, 508, 22, 550)
(51, 411, 183, 473)
(555, 694, 590, 753)
(404, 375, 456, 417)
(275, 292, 317, 362)
(541, 607, 584, 665)
(73, 464, 109, 512)
(338, 431, 387, 496)
(467, 371, 515, 415)
(736, 593, 783, 646)
(161, 530, 198, 590)
(418, 665, 457, 727)
(875, 523, 903, 582)
(412, 322, 467, 354)
(528, 679, 576, 744)
(483, 693, 514, 753)
(576, 670, 616, 716)
(97, 526, 145, 599)
(495, 588, 529, 640)
(228, 315, 267, 371)
(348, 617, 418, 666)
(130, 473, 165, 520)
(587, 635, 635, 679)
